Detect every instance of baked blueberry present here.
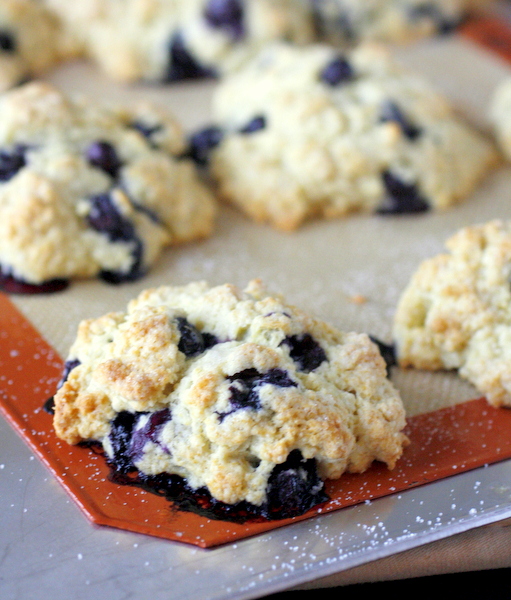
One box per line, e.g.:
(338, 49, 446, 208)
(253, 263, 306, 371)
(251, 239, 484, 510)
(86, 141, 122, 178)
(240, 116, 266, 134)
(188, 126, 224, 166)
(282, 334, 327, 372)
(369, 336, 396, 375)
(165, 33, 216, 82)
(58, 358, 81, 389)
(0, 30, 15, 52)
(130, 408, 172, 461)
(204, 0, 245, 40)
(0, 145, 27, 181)
(107, 411, 141, 473)
(177, 317, 211, 357)
(265, 450, 327, 519)
(380, 100, 421, 140)
(0, 265, 69, 295)
(320, 56, 354, 87)
(378, 171, 430, 214)
(87, 193, 136, 242)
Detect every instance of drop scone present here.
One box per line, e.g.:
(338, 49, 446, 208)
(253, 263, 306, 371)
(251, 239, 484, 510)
(192, 43, 498, 231)
(0, 81, 216, 293)
(0, 0, 76, 91)
(310, 0, 484, 47)
(42, 0, 315, 83)
(53, 279, 408, 521)
(394, 220, 511, 408)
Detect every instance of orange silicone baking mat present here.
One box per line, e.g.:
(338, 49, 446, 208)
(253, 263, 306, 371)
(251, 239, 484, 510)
(3, 292, 511, 548)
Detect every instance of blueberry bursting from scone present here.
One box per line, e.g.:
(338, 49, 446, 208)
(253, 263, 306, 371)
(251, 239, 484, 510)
(0, 82, 216, 294)
(188, 43, 497, 231)
(52, 280, 408, 522)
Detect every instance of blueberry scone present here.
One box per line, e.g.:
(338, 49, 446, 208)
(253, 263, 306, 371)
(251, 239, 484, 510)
(191, 43, 498, 231)
(42, 0, 315, 83)
(52, 279, 408, 520)
(310, 0, 483, 47)
(0, 81, 216, 293)
(394, 220, 511, 408)
(0, 0, 75, 92)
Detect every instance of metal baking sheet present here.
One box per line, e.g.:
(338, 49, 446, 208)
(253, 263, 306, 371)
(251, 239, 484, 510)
(3, 12, 511, 600)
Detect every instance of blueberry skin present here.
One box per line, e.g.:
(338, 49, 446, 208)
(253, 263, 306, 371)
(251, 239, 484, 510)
(164, 33, 217, 82)
(107, 411, 141, 474)
(0, 264, 69, 295)
(176, 317, 218, 357)
(377, 171, 430, 215)
(0, 145, 27, 181)
(129, 408, 172, 461)
(188, 126, 224, 166)
(86, 141, 122, 178)
(0, 30, 16, 52)
(239, 116, 266, 135)
(204, 0, 245, 40)
(380, 101, 422, 141)
(281, 334, 327, 373)
(219, 368, 297, 420)
(320, 56, 354, 87)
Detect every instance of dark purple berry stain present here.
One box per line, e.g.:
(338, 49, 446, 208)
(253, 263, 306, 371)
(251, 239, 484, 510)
(265, 450, 327, 519)
(218, 368, 297, 421)
(129, 408, 172, 462)
(239, 116, 266, 135)
(0, 265, 69, 295)
(176, 317, 218, 358)
(188, 126, 224, 166)
(107, 411, 143, 474)
(377, 171, 430, 215)
(0, 145, 27, 181)
(320, 56, 354, 86)
(281, 334, 327, 373)
(86, 141, 122, 178)
(368, 336, 396, 376)
(204, 0, 245, 40)
(164, 33, 217, 82)
(380, 101, 422, 141)
(0, 30, 16, 52)
(87, 193, 146, 284)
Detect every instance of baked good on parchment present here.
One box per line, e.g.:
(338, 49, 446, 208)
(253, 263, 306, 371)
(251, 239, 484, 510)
(0, 0, 76, 92)
(310, 0, 483, 47)
(42, 0, 315, 83)
(53, 279, 408, 519)
(191, 42, 498, 231)
(393, 220, 511, 408)
(0, 81, 216, 292)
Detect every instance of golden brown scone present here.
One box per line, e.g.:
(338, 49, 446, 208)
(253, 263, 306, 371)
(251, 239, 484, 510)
(394, 220, 511, 407)
(0, 82, 216, 290)
(54, 279, 408, 516)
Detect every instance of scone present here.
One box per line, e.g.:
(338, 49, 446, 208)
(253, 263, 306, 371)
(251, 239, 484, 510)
(311, 0, 483, 47)
(489, 77, 511, 161)
(42, 0, 315, 83)
(394, 220, 511, 408)
(0, 0, 76, 91)
(0, 81, 216, 292)
(53, 279, 408, 520)
(191, 42, 498, 230)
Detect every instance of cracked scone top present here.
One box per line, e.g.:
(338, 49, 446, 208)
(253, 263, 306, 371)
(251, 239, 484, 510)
(53, 280, 408, 515)
(0, 81, 216, 290)
(42, 0, 315, 83)
(0, 0, 76, 92)
(394, 220, 511, 408)
(194, 42, 498, 231)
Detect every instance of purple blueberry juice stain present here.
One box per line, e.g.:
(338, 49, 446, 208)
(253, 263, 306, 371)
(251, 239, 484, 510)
(0, 265, 69, 295)
(281, 334, 327, 372)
